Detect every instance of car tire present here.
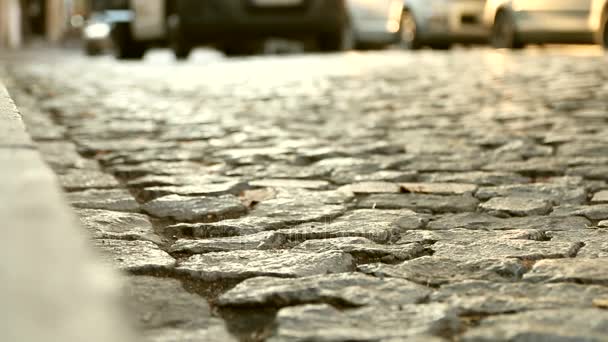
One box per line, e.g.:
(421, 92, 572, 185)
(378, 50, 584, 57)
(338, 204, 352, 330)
(399, 10, 420, 50)
(84, 41, 102, 56)
(318, 16, 355, 52)
(112, 23, 146, 60)
(491, 11, 524, 49)
(600, 11, 608, 49)
(167, 14, 192, 60)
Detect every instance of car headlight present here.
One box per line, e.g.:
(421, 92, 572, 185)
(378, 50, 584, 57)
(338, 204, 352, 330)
(84, 23, 110, 39)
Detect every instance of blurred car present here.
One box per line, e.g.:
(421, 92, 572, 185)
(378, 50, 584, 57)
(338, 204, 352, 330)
(83, 14, 112, 56)
(592, 0, 608, 48)
(346, 0, 404, 49)
(400, 0, 489, 49)
(103, 0, 403, 59)
(484, 0, 607, 49)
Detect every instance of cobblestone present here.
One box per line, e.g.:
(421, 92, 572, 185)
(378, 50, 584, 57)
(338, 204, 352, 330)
(5, 46, 608, 341)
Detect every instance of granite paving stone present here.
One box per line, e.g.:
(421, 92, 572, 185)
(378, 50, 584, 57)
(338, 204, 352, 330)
(216, 273, 432, 308)
(67, 188, 140, 212)
(176, 250, 354, 281)
(141, 194, 247, 222)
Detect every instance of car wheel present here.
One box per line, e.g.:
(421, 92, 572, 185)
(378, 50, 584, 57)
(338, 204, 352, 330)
(167, 14, 192, 60)
(491, 11, 524, 49)
(399, 10, 420, 50)
(84, 41, 102, 56)
(318, 16, 355, 52)
(111, 23, 146, 60)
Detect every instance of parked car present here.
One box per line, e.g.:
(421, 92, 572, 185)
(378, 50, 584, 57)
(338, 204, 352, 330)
(102, 0, 404, 60)
(347, 0, 404, 49)
(484, 0, 608, 49)
(400, 0, 489, 49)
(592, 0, 608, 48)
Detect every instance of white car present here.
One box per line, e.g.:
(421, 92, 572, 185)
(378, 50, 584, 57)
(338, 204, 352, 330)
(400, 0, 489, 49)
(484, 0, 608, 49)
(346, 0, 404, 49)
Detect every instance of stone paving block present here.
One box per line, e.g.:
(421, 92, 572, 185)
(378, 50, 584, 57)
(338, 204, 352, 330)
(338, 181, 402, 194)
(68, 188, 140, 212)
(267, 303, 459, 342)
(431, 280, 608, 314)
(176, 250, 354, 281)
(592, 190, 608, 203)
(169, 231, 286, 254)
(125, 276, 234, 341)
(277, 221, 403, 244)
(76, 209, 162, 243)
(358, 256, 526, 286)
(36, 141, 97, 172)
(523, 258, 608, 285)
(249, 178, 330, 190)
(400, 182, 478, 195)
(461, 309, 608, 342)
(95, 239, 176, 272)
(551, 204, 608, 221)
(293, 237, 427, 263)
(217, 273, 431, 308)
(476, 183, 587, 205)
(421, 171, 531, 186)
(58, 168, 120, 191)
(431, 238, 583, 261)
(356, 193, 479, 213)
(427, 212, 590, 231)
(479, 196, 553, 217)
(142, 194, 247, 222)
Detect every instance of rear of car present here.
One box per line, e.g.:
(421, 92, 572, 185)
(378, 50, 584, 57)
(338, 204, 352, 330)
(485, 0, 597, 48)
(402, 0, 488, 49)
(173, 0, 347, 52)
(348, 0, 403, 47)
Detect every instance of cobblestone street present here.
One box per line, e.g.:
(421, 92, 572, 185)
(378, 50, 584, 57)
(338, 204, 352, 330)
(3, 46, 608, 341)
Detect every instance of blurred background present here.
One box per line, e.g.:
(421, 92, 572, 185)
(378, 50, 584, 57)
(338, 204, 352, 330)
(1, 0, 607, 58)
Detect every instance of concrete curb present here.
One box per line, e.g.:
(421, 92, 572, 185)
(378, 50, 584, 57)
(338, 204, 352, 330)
(0, 84, 138, 342)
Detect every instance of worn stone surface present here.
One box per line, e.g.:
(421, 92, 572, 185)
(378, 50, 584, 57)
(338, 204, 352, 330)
(7, 47, 608, 341)
(177, 250, 354, 281)
(479, 196, 553, 217)
(249, 179, 330, 190)
(294, 237, 427, 263)
(217, 273, 432, 308)
(432, 239, 583, 261)
(142, 194, 247, 222)
(432, 280, 608, 314)
(268, 303, 459, 341)
(359, 256, 526, 286)
(592, 190, 608, 203)
(524, 258, 608, 285)
(169, 231, 286, 254)
(476, 183, 587, 205)
(427, 213, 590, 231)
(461, 309, 608, 342)
(67, 188, 140, 212)
(76, 209, 162, 243)
(95, 239, 175, 272)
(400, 182, 478, 195)
(125, 276, 232, 338)
(356, 193, 479, 213)
(58, 169, 120, 191)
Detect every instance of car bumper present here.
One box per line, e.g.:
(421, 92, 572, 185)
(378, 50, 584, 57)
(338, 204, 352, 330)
(176, 0, 346, 41)
(418, 0, 489, 42)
